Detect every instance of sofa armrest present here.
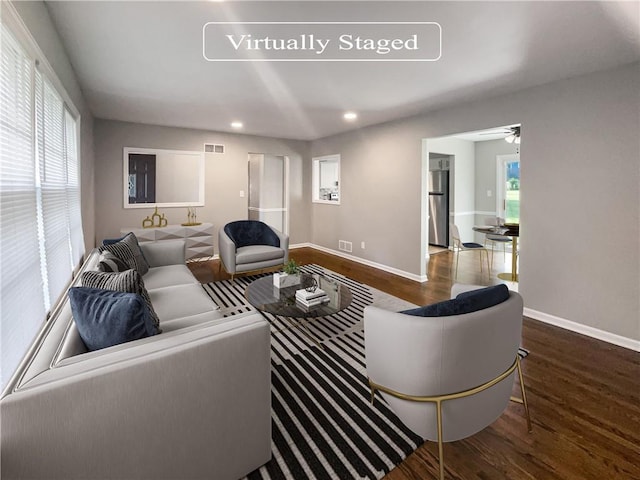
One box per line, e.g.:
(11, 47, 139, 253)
(1, 313, 272, 480)
(140, 240, 186, 267)
(218, 228, 237, 273)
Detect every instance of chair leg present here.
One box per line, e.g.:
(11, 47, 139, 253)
(486, 250, 491, 275)
(516, 357, 533, 432)
(454, 250, 459, 279)
(436, 400, 445, 480)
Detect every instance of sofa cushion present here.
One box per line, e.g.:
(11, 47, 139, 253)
(81, 269, 160, 330)
(149, 284, 220, 322)
(401, 284, 510, 317)
(236, 245, 285, 265)
(143, 265, 199, 290)
(224, 220, 280, 249)
(68, 287, 158, 351)
(97, 251, 129, 273)
(99, 232, 149, 276)
(160, 310, 225, 333)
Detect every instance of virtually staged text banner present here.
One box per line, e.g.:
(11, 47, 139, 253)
(203, 22, 441, 61)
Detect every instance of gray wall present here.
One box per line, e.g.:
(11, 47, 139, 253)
(93, 120, 310, 247)
(474, 139, 519, 242)
(12, 1, 95, 252)
(427, 137, 476, 245)
(310, 62, 640, 342)
(311, 119, 425, 276)
(475, 138, 519, 212)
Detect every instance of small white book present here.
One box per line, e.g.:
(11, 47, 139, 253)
(296, 296, 330, 307)
(295, 288, 326, 301)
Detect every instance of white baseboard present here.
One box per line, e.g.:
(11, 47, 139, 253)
(211, 244, 638, 351)
(524, 307, 640, 352)
(293, 243, 428, 283)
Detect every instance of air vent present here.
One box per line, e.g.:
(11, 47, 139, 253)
(204, 143, 225, 154)
(338, 240, 352, 253)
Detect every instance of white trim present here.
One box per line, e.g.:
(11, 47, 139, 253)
(289, 242, 313, 250)
(248, 207, 287, 213)
(304, 243, 428, 283)
(476, 211, 497, 216)
(524, 307, 640, 352)
(453, 211, 475, 217)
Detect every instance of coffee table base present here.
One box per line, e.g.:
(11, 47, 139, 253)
(497, 272, 519, 282)
(271, 314, 325, 349)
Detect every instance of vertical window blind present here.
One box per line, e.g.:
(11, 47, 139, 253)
(0, 22, 84, 390)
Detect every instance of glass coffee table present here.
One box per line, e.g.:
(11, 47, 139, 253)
(245, 272, 352, 348)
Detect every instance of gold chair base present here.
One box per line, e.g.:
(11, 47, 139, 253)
(497, 272, 519, 282)
(368, 356, 532, 480)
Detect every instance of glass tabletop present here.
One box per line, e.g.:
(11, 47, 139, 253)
(245, 273, 352, 318)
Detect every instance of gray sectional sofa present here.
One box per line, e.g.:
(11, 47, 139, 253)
(1, 240, 271, 480)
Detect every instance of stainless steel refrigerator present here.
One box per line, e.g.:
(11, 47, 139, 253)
(428, 170, 449, 247)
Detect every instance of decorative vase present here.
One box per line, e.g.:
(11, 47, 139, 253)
(273, 272, 300, 289)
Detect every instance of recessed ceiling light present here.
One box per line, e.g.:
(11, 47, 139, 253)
(343, 112, 358, 121)
(231, 121, 243, 129)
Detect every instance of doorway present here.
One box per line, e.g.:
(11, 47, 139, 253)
(247, 153, 289, 234)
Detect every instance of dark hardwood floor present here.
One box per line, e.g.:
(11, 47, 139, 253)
(188, 247, 640, 480)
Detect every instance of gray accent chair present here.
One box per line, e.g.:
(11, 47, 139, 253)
(364, 284, 531, 480)
(219, 220, 289, 279)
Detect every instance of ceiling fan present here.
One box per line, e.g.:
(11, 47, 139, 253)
(480, 126, 521, 143)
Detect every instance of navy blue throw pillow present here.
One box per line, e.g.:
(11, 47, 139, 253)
(401, 284, 510, 317)
(401, 298, 465, 317)
(224, 220, 280, 249)
(68, 287, 158, 351)
(102, 234, 127, 246)
(455, 284, 510, 311)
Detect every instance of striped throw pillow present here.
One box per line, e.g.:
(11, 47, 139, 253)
(99, 232, 149, 276)
(81, 269, 160, 331)
(97, 251, 129, 272)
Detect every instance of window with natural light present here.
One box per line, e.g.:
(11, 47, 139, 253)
(0, 21, 83, 390)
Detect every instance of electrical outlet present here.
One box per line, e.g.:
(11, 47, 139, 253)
(487, 189, 492, 197)
(361, 241, 365, 249)
(239, 190, 245, 197)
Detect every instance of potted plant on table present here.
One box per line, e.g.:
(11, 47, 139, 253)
(273, 259, 301, 288)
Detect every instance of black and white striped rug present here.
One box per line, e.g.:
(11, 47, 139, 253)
(202, 265, 527, 480)
(203, 265, 423, 479)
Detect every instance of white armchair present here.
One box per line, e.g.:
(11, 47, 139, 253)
(364, 284, 531, 480)
(218, 220, 289, 280)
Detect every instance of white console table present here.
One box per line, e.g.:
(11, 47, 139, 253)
(122, 223, 214, 261)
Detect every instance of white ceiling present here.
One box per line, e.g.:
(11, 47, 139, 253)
(45, 1, 640, 141)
